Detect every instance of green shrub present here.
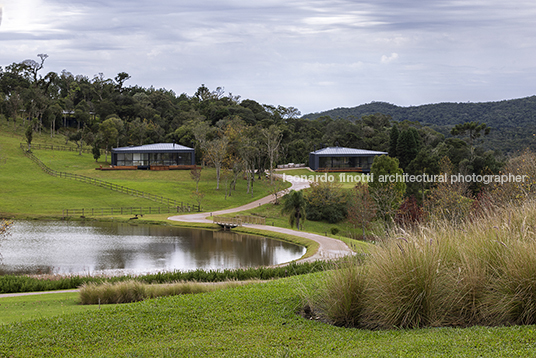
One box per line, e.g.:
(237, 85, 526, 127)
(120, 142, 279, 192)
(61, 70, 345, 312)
(305, 182, 348, 223)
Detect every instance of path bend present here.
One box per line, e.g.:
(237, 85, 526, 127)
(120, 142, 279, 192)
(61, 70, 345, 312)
(168, 175, 354, 263)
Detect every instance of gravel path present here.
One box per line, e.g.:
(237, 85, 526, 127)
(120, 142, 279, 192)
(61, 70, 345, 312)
(167, 175, 354, 263)
(0, 290, 79, 298)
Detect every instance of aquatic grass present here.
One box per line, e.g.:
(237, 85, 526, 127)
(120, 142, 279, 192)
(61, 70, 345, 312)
(0, 260, 333, 294)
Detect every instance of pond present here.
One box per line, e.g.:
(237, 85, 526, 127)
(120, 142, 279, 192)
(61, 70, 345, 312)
(0, 221, 306, 276)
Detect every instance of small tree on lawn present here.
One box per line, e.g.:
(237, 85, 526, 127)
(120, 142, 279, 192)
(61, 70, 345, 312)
(190, 166, 202, 193)
(262, 125, 282, 185)
(271, 177, 289, 205)
(190, 191, 205, 211)
(281, 190, 306, 230)
(305, 181, 348, 224)
(348, 184, 376, 240)
(25, 124, 33, 151)
(92, 141, 101, 162)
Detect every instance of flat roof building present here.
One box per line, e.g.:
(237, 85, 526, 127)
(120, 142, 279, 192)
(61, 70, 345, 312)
(111, 143, 195, 169)
(309, 147, 387, 172)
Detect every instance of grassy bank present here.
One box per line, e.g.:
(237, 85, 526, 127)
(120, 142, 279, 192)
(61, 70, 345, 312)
(2, 273, 536, 357)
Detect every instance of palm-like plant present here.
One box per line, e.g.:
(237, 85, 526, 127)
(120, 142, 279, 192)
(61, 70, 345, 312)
(281, 190, 306, 230)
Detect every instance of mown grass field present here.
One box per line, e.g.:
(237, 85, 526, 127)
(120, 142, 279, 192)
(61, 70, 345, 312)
(2, 274, 536, 357)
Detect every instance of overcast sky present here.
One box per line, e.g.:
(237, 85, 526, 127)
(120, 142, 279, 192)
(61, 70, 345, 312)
(1, 0, 535, 114)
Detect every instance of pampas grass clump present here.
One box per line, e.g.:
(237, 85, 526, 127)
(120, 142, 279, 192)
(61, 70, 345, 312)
(305, 199, 536, 329)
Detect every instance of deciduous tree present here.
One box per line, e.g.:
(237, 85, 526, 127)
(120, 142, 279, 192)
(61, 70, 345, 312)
(262, 125, 282, 185)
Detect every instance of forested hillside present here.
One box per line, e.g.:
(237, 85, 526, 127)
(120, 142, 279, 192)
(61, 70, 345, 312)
(303, 97, 536, 153)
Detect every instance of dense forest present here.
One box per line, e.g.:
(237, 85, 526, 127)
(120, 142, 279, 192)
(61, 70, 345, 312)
(304, 97, 536, 153)
(0, 55, 505, 199)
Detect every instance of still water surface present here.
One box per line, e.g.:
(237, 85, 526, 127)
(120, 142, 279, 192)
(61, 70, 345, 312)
(1, 221, 306, 275)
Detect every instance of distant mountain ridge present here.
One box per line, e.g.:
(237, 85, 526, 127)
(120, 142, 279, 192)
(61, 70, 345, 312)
(303, 96, 536, 129)
(303, 96, 536, 153)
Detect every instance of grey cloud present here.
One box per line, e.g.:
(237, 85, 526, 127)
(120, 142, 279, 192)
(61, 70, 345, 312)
(1, 0, 535, 113)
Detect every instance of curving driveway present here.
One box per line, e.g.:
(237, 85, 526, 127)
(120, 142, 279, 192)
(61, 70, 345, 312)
(168, 175, 354, 263)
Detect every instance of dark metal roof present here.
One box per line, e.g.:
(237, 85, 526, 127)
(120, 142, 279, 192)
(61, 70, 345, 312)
(310, 147, 387, 156)
(112, 143, 194, 153)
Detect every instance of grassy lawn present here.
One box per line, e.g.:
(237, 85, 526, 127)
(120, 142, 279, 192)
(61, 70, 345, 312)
(0, 291, 113, 325)
(2, 274, 536, 357)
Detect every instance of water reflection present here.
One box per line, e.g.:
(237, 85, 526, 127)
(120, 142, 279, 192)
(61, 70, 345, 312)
(0, 221, 305, 275)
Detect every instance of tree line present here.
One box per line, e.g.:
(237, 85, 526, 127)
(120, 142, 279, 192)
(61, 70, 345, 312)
(1, 55, 503, 201)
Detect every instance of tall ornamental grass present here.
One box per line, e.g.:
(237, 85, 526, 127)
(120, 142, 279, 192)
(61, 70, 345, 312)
(305, 199, 536, 329)
(79, 280, 253, 304)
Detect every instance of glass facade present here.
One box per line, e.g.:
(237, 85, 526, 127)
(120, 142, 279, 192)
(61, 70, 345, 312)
(115, 152, 192, 167)
(318, 156, 373, 170)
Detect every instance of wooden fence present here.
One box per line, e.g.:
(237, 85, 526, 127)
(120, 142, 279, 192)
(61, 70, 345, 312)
(63, 205, 196, 217)
(20, 144, 200, 212)
(22, 143, 103, 154)
(236, 215, 266, 225)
